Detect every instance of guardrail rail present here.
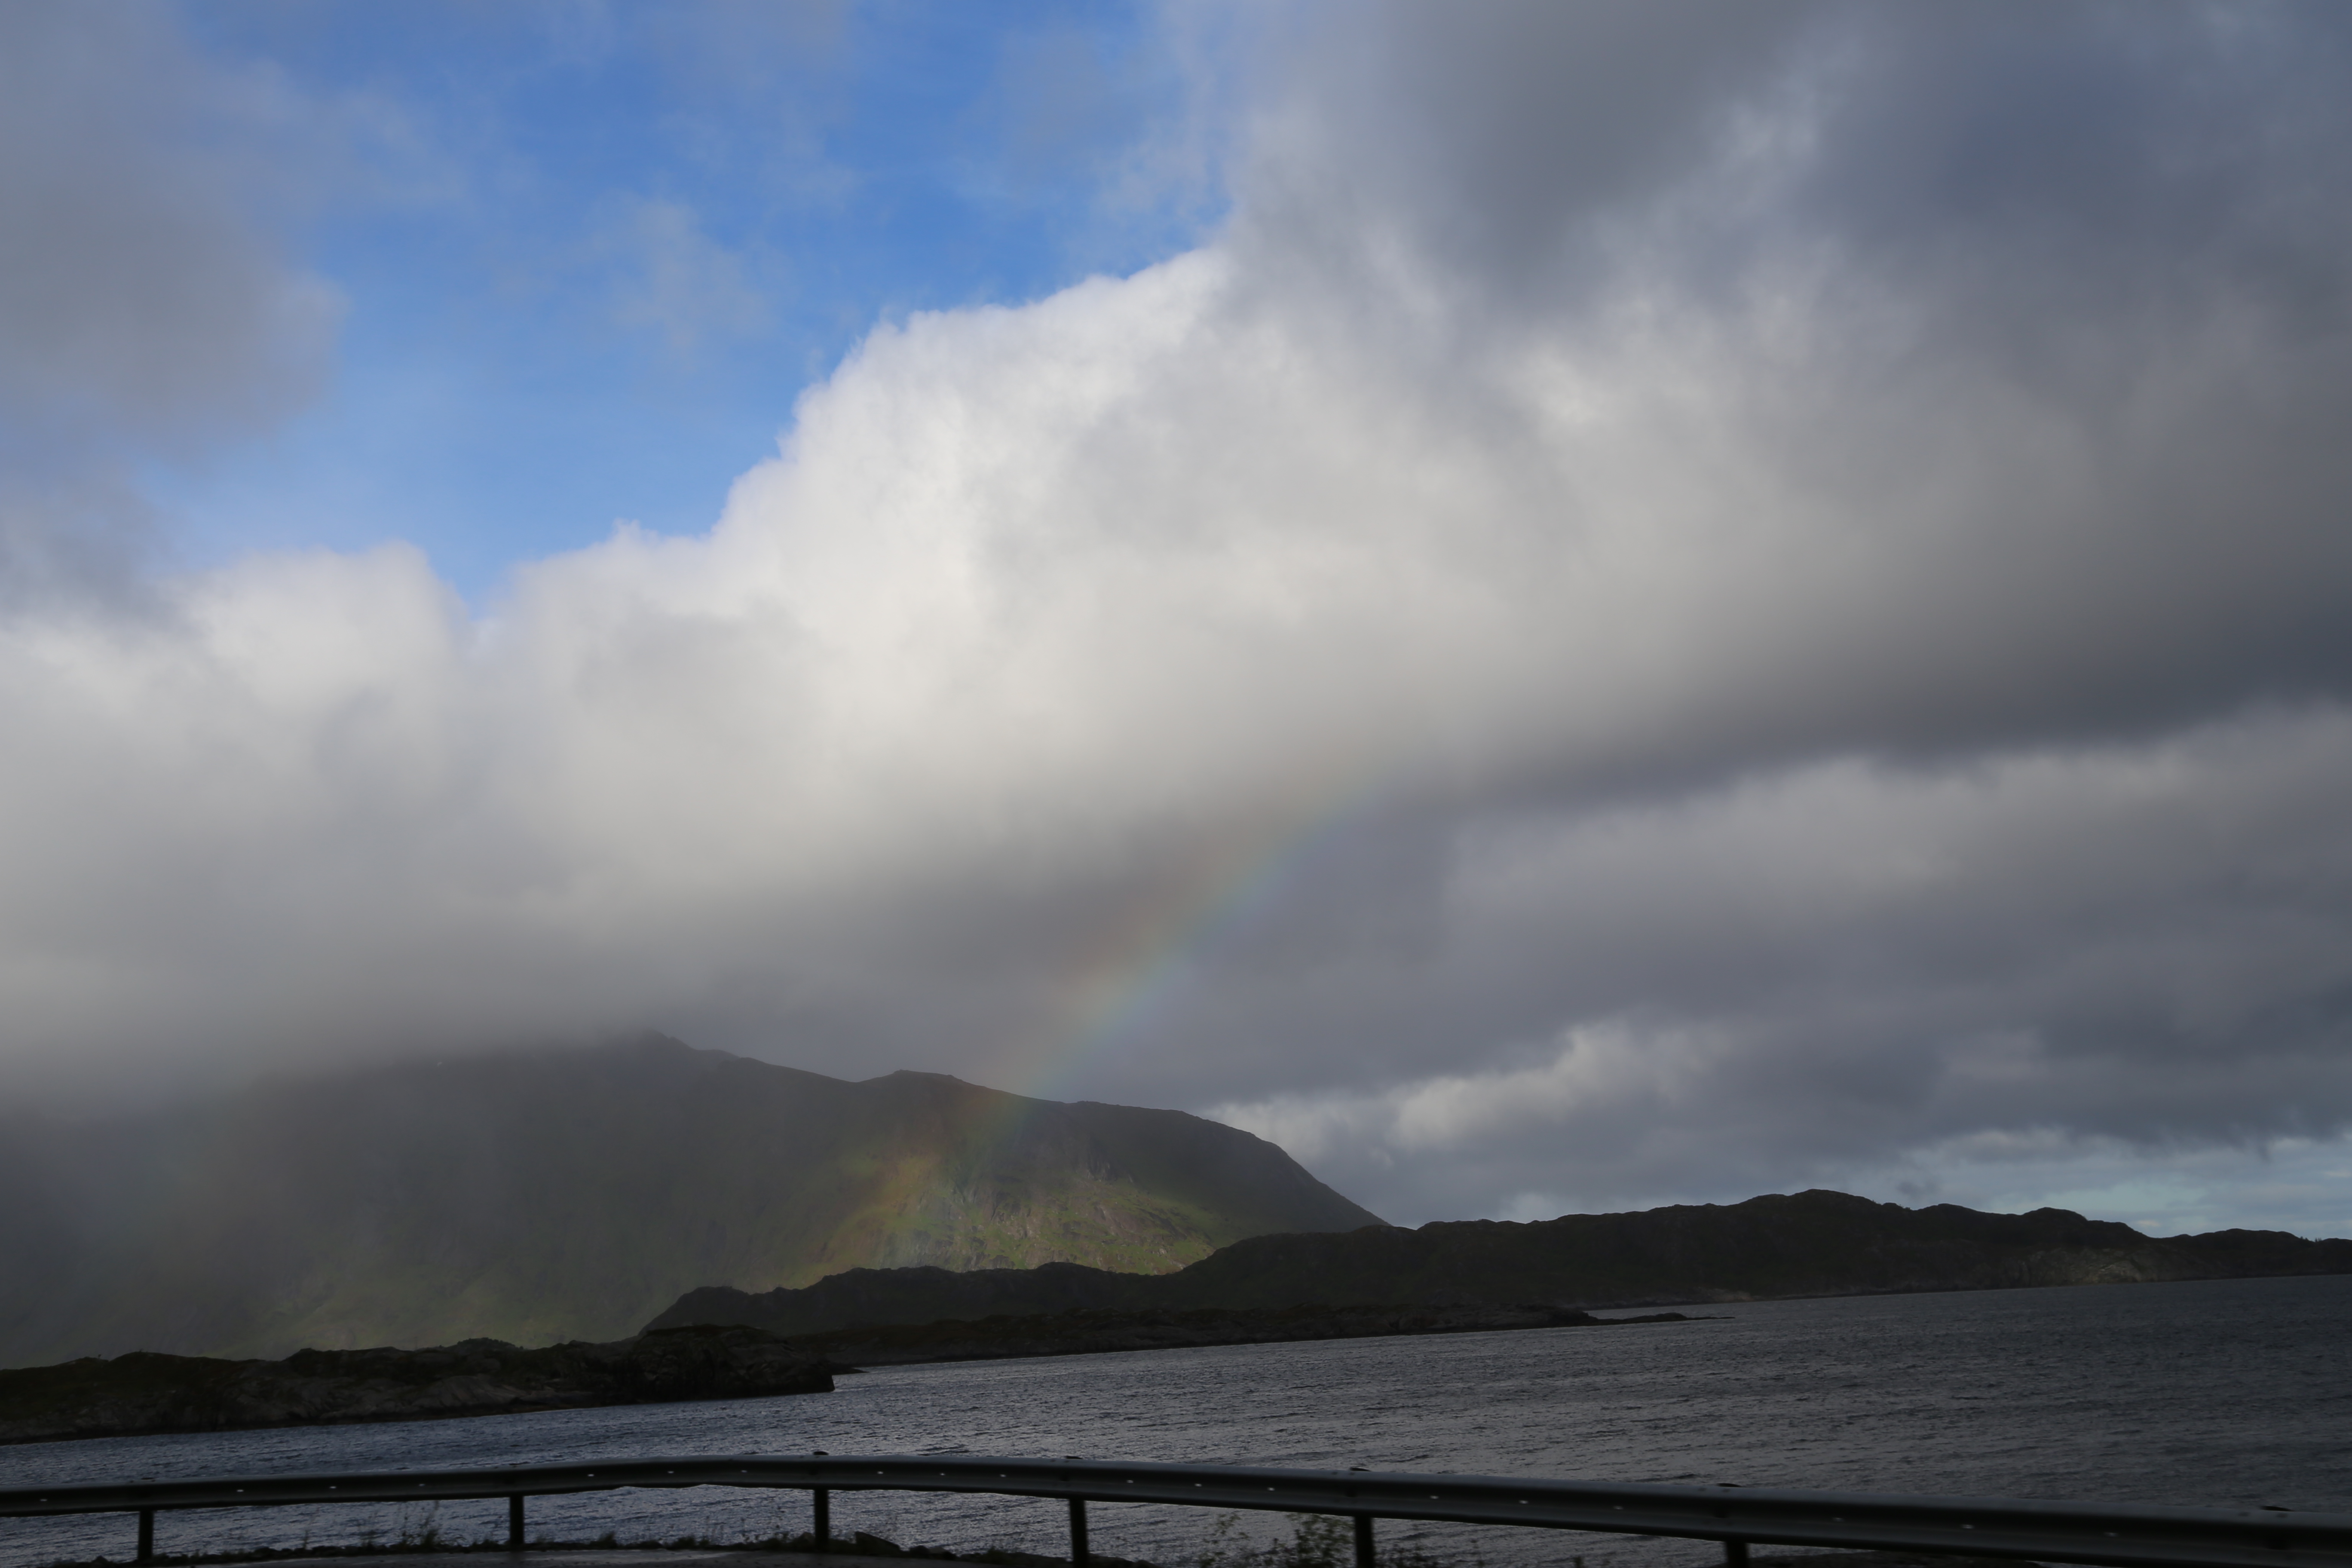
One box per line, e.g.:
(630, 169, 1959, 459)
(7, 1454, 2348, 1568)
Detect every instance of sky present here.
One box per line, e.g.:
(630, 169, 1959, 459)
(6, 0, 2352, 1238)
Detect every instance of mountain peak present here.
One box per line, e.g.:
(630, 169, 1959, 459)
(0, 1039, 1379, 1367)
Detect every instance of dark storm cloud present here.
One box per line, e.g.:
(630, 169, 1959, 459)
(1236, 0, 2352, 781)
(1212, 710, 2352, 1219)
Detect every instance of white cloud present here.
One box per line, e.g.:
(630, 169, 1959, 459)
(1210, 1018, 1730, 1162)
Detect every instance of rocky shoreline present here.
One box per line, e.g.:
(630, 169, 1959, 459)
(0, 1324, 837, 1446)
(0, 1305, 1695, 1445)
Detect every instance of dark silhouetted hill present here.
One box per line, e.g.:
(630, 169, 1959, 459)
(649, 1188, 2352, 1335)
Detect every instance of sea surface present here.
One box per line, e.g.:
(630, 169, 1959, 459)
(6, 1276, 2349, 1568)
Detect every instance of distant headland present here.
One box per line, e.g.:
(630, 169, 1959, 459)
(649, 1187, 2352, 1338)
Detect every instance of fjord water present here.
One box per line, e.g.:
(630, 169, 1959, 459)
(7, 1276, 2349, 1568)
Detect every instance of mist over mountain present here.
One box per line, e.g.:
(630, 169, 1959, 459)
(0, 1036, 1379, 1369)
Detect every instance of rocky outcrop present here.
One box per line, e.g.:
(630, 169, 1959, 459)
(651, 1189, 2352, 1338)
(0, 1323, 835, 1446)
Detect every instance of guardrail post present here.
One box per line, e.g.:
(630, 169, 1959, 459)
(1069, 1498, 1090, 1568)
(1353, 1516, 1374, 1568)
(813, 1487, 830, 1553)
(136, 1507, 154, 1565)
(1724, 1540, 1748, 1568)
(508, 1494, 525, 1550)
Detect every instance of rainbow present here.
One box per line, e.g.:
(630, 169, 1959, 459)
(998, 769, 1394, 1109)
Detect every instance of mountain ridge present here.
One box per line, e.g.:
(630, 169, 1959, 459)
(647, 1188, 2352, 1335)
(0, 1037, 1380, 1367)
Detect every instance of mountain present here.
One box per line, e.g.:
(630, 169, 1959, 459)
(649, 1187, 2352, 1335)
(0, 1036, 1381, 1368)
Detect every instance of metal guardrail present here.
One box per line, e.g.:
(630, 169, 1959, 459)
(6, 1454, 2349, 1568)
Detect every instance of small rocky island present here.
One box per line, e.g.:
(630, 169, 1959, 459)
(0, 1323, 836, 1446)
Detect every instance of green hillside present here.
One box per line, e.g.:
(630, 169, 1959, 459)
(0, 1036, 1381, 1367)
